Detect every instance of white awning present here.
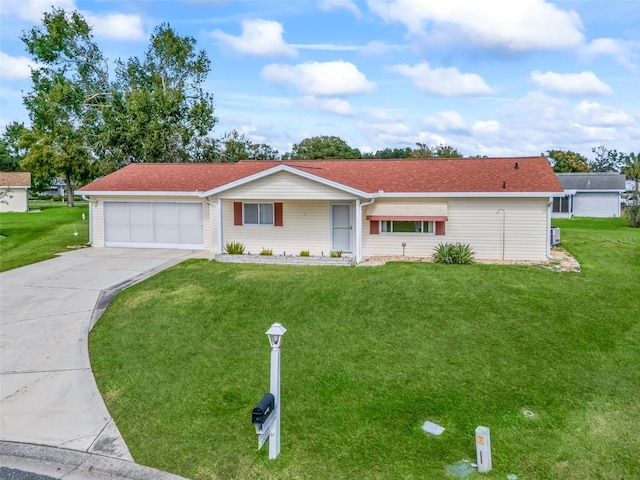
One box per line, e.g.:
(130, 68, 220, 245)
(365, 201, 448, 221)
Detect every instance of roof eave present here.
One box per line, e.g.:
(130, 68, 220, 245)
(78, 191, 203, 197)
(375, 191, 563, 198)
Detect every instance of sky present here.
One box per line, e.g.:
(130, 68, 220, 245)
(0, 0, 639, 158)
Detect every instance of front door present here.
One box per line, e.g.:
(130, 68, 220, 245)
(331, 203, 352, 252)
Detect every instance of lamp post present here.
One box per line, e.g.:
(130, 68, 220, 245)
(265, 323, 286, 459)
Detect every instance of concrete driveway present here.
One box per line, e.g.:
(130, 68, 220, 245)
(0, 248, 201, 461)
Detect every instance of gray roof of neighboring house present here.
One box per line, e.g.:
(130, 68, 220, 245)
(556, 172, 626, 191)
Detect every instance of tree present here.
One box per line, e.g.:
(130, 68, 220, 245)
(589, 145, 624, 172)
(622, 150, 640, 227)
(0, 122, 27, 172)
(20, 8, 109, 206)
(410, 142, 463, 158)
(545, 149, 590, 173)
(104, 24, 217, 164)
(215, 130, 278, 163)
(283, 136, 361, 160)
(362, 147, 412, 159)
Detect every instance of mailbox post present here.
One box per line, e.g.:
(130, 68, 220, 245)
(266, 323, 286, 459)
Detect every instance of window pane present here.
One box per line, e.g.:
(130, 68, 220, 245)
(259, 203, 273, 224)
(381, 221, 392, 232)
(423, 221, 434, 233)
(244, 203, 258, 224)
(552, 197, 562, 212)
(392, 221, 419, 232)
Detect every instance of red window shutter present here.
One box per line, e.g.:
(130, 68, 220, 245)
(234, 202, 243, 226)
(274, 202, 283, 226)
(435, 221, 446, 236)
(369, 220, 379, 235)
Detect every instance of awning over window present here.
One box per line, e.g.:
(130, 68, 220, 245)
(365, 202, 448, 221)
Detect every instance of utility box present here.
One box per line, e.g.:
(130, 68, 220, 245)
(550, 227, 560, 246)
(475, 426, 492, 473)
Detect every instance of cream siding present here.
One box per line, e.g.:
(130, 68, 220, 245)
(222, 171, 357, 200)
(91, 199, 104, 247)
(221, 200, 355, 256)
(362, 197, 550, 260)
(0, 188, 28, 213)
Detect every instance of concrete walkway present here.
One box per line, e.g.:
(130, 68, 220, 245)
(0, 248, 200, 464)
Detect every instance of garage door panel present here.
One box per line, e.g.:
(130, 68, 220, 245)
(104, 202, 204, 249)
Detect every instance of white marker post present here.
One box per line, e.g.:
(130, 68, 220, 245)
(265, 323, 286, 460)
(475, 426, 492, 473)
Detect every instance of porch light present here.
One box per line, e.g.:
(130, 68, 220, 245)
(266, 323, 287, 348)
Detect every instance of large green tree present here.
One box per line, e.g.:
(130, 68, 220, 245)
(410, 142, 463, 158)
(546, 149, 590, 173)
(0, 122, 27, 172)
(215, 130, 278, 163)
(589, 145, 625, 172)
(621, 150, 640, 227)
(19, 8, 109, 206)
(283, 136, 361, 160)
(362, 147, 412, 159)
(104, 24, 217, 164)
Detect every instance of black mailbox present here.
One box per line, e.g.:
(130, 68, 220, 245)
(252, 393, 275, 424)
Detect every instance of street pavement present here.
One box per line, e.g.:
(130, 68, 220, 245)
(0, 248, 203, 478)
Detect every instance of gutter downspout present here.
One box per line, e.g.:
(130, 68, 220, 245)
(547, 197, 552, 258)
(81, 195, 93, 246)
(357, 197, 375, 263)
(217, 197, 223, 254)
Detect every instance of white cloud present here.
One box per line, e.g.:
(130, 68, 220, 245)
(0, 51, 41, 79)
(367, 0, 584, 52)
(0, 0, 75, 22)
(262, 61, 375, 96)
(472, 120, 501, 134)
(211, 19, 297, 57)
(85, 13, 145, 41)
(575, 101, 633, 127)
(299, 96, 356, 115)
(421, 110, 468, 132)
(318, 0, 361, 17)
(582, 38, 639, 71)
(361, 41, 407, 55)
(390, 62, 492, 97)
(291, 43, 362, 51)
(531, 71, 612, 95)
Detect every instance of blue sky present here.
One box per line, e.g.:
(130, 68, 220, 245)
(1, 0, 639, 158)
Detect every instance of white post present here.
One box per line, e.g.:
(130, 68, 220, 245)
(269, 340, 281, 459)
(475, 426, 492, 472)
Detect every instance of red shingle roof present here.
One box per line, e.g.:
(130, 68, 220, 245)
(0, 172, 31, 187)
(78, 157, 562, 194)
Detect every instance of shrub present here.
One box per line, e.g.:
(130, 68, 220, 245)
(299, 250, 310, 257)
(330, 250, 343, 258)
(623, 203, 640, 228)
(224, 241, 245, 255)
(260, 248, 273, 256)
(52, 195, 62, 202)
(432, 243, 475, 264)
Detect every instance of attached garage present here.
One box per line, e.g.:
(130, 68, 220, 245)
(104, 201, 204, 249)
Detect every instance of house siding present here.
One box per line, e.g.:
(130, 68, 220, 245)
(0, 188, 28, 213)
(573, 192, 620, 217)
(221, 199, 354, 256)
(361, 197, 549, 260)
(221, 171, 357, 200)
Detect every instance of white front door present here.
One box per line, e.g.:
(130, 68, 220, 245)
(331, 203, 352, 252)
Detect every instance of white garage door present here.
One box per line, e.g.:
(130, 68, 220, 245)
(104, 202, 204, 249)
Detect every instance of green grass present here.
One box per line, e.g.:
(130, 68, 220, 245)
(89, 218, 640, 479)
(0, 201, 89, 272)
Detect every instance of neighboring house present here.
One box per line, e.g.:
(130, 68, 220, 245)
(78, 157, 563, 262)
(552, 172, 626, 218)
(0, 172, 31, 213)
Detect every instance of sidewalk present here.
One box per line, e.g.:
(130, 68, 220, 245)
(0, 248, 200, 465)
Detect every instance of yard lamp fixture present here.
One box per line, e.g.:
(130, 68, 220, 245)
(266, 323, 287, 348)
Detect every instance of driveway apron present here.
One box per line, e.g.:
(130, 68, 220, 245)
(0, 248, 200, 461)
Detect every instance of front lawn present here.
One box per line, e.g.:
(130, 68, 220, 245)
(89, 218, 640, 479)
(0, 201, 89, 272)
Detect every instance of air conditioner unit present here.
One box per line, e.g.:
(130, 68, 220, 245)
(550, 227, 560, 246)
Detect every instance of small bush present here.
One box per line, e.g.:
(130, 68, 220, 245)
(299, 250, 310, 257)
(224, 241, 245, 255)
(432, 243, 475, 264)
(330, 250, 343, 258)
(52, 195, 62, 202)
(260, 248, 273, 256)
(623, 203, 640, 228)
